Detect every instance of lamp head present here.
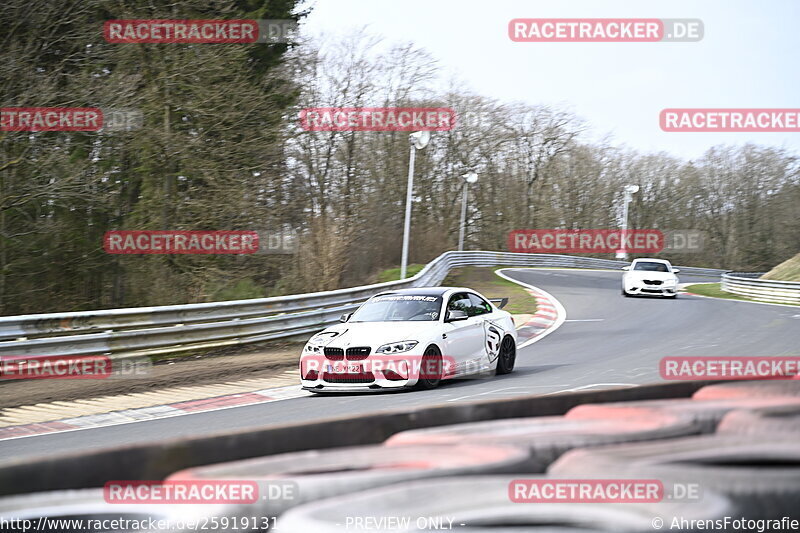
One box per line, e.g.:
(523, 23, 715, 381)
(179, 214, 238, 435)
(409, 131, 431, 149)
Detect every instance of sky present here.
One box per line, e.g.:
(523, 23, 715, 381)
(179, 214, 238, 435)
(300, 0, 800, 160)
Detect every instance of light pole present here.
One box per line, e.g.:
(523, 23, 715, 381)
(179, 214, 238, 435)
(616, 184, 640, 260)
(400, 131, 430, 279)
(458, 172, 478, 251)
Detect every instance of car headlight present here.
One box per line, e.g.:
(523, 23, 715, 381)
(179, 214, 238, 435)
(303, 331, 340, 354)
(303, 343, 323, 355)
(376, 341, 418, 354)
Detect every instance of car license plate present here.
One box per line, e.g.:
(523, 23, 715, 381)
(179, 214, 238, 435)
(328, 362, 362, 373)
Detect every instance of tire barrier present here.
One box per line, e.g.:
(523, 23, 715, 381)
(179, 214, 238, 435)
(384, 414, 700, 472)
(566, 397, 800, 433)
(548, 435, 800, 519)
(717, 403, 800, 436)
(0, 381, 711, 497)
(167, 444, 533, 518)
(693, 380, 800, 400)
(275, 475, 734, 533)
(0, 488, 215, 532)
(3, 380, 793, 528)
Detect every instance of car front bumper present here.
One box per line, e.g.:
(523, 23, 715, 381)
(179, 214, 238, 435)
(625, 283, 677, 296)
(301, 379, 414, 392)
(299, 355, 423, 392)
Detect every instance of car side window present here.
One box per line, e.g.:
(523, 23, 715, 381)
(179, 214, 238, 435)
(468, 293, 492, 316)
(447, 293, 472, 314)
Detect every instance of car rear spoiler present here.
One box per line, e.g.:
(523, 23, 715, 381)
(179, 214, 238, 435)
(489, 297, 509, 309)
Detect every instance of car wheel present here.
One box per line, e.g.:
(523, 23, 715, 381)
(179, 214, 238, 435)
(416, 345, 442, 390)
(621, 288, 630, 297)
(495, 336, 516, 375)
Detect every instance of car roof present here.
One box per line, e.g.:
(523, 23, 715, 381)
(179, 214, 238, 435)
(375, 287, 475, 297)
(631, 258, 671, 264)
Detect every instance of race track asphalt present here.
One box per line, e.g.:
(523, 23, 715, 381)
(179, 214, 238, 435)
(3, 268, 799, 461)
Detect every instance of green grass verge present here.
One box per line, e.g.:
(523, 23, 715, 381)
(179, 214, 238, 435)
(443, 266, 537, 315)
(684, 283, 799, 306)
(377, 264, 425, 283)
(762, 252, 800, 282)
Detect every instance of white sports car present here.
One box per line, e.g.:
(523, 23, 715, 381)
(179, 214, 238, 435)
(622, 258, 680, 298)
(299, 287, 518, 392)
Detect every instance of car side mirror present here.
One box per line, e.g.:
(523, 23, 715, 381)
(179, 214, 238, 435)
(445, 309, 469, 322)
(673, 268, 680, 274)
(622, 266, 630, 271)
(339, 313, 352, 323)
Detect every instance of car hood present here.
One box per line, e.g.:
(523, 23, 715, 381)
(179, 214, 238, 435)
(311, 321, 441, 348)
(626, 270, 677, 280)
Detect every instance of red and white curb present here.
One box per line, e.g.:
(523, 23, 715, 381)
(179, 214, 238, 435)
(495, 268, 567, 348)
(0, 385, 310, 442)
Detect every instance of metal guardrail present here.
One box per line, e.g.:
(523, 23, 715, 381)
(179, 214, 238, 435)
(721, 272, 800, 305)
(0, 252, 727, 358)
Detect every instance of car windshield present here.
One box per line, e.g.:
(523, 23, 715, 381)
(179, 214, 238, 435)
(633, 261, 670, 272)
(349, 294, 443, 322)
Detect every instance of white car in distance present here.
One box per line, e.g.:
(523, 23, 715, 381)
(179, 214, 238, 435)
(622, 258, 680, 298)
(299, 287, 518, 393)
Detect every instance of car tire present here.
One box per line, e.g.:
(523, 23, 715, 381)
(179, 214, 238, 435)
(622, 288, 631, 297)
(717, 403, 800, 436)
(168, 445, 533, 519)
(277, 476, 734, 533)
(385, 413, 699, 472)
(566, 397, 800, 434)
(548, 434, 800, 519)
(416, 345, 442, 390)
(694, 381, 800, 400)
(495, 336, 516, 375)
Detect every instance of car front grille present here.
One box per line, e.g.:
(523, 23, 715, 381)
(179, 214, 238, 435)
(322, 371, 375, 384)
(643, 280, 663, 285)
(324, 347, 344, 360)
(345, 346, 371, 360)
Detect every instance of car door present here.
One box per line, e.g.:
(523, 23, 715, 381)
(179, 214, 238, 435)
(442, 292, 485, 376)
(468, 293, 503, 366)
